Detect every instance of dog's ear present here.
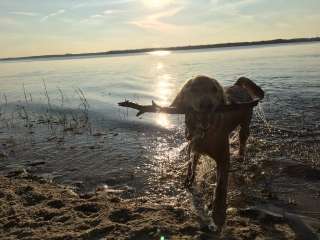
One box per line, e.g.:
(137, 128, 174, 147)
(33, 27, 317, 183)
(170, 79, 192, 109)
(214, 80, 228, 105)
(235, 77, 264, 100)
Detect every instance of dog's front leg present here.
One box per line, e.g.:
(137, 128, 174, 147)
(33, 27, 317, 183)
(184, 152, 200, 189)
(213, 140, 230, 231)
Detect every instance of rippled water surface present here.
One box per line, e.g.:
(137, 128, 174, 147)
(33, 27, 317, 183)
(0, 43, 319, 194)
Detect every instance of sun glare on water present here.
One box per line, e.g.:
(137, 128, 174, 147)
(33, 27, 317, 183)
(154, 72, 174, 128)
(148, 50, 171, 56)
(156, 62, 164, 70)
(156, 113, 170, 128)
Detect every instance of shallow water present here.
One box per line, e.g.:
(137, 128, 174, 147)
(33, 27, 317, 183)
(0, 43, 319, 195)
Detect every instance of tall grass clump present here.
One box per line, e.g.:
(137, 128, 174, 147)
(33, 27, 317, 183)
(0, 82, 93, 139)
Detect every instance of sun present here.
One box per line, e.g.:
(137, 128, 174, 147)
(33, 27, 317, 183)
(142, 0, 172, 9)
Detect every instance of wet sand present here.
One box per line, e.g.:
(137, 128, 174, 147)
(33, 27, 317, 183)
(0, 171, 299, 240)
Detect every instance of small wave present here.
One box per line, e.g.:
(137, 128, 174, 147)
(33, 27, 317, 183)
(270, 76, 293, 79)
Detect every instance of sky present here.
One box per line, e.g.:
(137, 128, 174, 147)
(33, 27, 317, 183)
(1, 0, 320, 58)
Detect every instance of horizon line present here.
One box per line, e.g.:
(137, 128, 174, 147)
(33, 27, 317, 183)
(1, 36, 320, 61)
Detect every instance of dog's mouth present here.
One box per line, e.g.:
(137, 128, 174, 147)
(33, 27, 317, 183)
(188, 111, 212, 131)
(196, 102, 219, 126)
(185, 101, 220, 143)
(199, 112, 211, 129)
(198, 99, 215, 113)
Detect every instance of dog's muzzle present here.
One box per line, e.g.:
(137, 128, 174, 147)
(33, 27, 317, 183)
(199, 98, 214, 112)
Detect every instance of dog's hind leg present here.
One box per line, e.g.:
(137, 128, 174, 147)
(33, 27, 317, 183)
(239, 124, 249, 158)
(239, 111, 252, 158)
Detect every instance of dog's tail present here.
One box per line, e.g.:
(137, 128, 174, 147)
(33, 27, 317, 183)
(235, 77, 264, 100)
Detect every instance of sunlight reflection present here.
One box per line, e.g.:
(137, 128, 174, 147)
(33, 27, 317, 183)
(156, 113, 170, 128)
(156, 73, 172, 106)
(148, 50, 171, 56)
(154, 72, 174, 128)
(156, 62, 164, 70)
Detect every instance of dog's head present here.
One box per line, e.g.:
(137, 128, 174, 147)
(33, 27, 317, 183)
(170, 75, 226, 113)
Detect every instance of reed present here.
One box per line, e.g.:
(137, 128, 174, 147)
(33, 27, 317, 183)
(0, 84, 93, 139)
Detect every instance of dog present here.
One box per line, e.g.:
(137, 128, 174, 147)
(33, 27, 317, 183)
(170, 75, 264, 230)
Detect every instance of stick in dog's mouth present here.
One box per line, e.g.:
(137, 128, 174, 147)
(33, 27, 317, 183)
(186, 109, 216, 153)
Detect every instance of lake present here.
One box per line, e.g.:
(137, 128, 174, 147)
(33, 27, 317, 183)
(0, 42, 319, 196)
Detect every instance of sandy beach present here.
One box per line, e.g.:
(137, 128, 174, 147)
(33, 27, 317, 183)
(1, 121, 319, 240)
(0, 171, 299, 240)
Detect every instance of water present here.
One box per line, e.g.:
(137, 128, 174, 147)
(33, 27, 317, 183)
(1, 43, 320, 127)
(0, 42, 319, 195)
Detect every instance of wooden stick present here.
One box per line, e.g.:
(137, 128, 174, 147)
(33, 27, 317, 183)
(118, 100, 184, 116)
(118, 99, 261, 116)
(218, 99, 261, 111)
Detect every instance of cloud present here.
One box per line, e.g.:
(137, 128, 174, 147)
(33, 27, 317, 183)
(129, 7, 183, 31)
(72, 2, 87, 9)
(0, 17, 20, 26)
(81, 9, 118, 24)
(90, 10, 115, 18)
(90, 14, 104, 19)
(201, 0, 260, 23)
(72, 0, 135, 9)
(209, 0, 259, 13)
(141, 0, 176, 9)
(211, 0, 257, 6)
(10, 11, 39, 17)
(104, 10, 115, 15)
(40, 9, 65, 22)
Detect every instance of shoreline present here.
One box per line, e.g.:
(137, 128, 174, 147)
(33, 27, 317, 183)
(1, 37, 319, 62)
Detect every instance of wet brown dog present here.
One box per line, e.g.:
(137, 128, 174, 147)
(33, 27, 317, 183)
(170, 75, 264, 230)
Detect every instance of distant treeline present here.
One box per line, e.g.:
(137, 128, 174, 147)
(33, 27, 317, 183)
(1, 37, 320, 61)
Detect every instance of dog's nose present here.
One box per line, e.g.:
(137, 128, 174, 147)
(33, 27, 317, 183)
(199, 99, 213, 111)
